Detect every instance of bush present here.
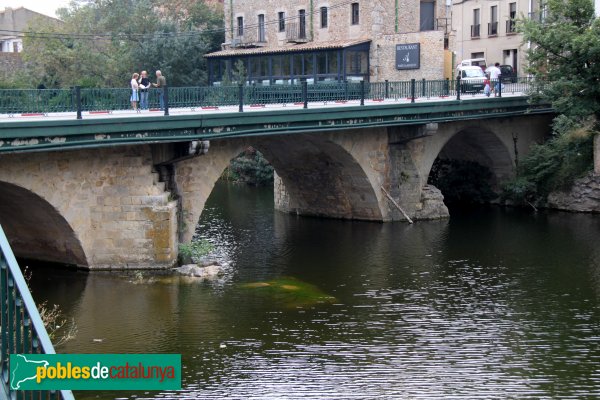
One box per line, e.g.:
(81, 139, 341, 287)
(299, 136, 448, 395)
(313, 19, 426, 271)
(178, 239, 214, 264)
(502, 128, 595, 204)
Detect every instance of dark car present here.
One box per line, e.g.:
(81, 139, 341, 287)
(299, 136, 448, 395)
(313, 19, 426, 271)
(499, 65, 517, 83)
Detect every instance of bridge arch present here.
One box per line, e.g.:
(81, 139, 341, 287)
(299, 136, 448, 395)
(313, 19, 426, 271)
(420, 124, 516, 199)
(174, 132, 385, 242)
(0, 181, 88, 266)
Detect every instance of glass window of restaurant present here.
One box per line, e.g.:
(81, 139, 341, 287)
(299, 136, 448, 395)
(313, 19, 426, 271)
(207, 43, 370, 85)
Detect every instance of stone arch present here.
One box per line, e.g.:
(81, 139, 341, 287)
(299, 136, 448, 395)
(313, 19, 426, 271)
(0, 181, 88, 266)
(420, 124, 516, 190)
(174, 132, 384, 242)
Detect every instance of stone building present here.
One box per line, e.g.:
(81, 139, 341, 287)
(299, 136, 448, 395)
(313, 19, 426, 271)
(451, 0, 542, 76)
(205, 0, 452, 84)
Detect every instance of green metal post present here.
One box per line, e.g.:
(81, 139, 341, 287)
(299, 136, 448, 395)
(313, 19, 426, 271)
(164, 85, 169, 116)
(360, 80, 365, 106)
(410, 79, 416, 103)
(498, 75, 502, 97)
(239, 84, 244, 112)
(302, 81, 308, 109)
(385, 80, 389, 99)
(75, 86, 82, 120)
(456, 76, 461, 100)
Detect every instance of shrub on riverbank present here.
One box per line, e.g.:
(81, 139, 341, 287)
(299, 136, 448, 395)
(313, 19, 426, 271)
(502, 128, 596, 205)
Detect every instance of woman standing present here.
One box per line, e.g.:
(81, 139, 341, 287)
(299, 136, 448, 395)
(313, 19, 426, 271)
(130, 73, 140, 111)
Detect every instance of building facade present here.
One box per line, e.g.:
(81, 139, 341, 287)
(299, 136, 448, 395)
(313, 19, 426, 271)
(451, 0, 541, 76)
(206, 0, 452, 85)
(0, 7, 61, 53)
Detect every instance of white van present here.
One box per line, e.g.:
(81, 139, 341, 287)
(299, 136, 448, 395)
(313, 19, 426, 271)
(456, 58, 487, 75)
(456, 66, 486, 93)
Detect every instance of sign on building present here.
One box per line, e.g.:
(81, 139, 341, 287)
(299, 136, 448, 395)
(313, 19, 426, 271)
(396, 43, 420, 70)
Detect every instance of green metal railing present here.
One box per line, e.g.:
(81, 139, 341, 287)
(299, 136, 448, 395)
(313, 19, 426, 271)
(0, 225, 75, 400)
(0, 77, 540, 118)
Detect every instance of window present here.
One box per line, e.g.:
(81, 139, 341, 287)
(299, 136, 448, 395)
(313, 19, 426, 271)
(258, 14, 265, 42)
(471, 9, 480, 37)
(420, 0, 435, 31)
(507, 2, 517, 33)
(321, 7, 328, 28)
(237, 16, 244, 37)
(299, 9, 306, 39)
(351, 3, 359, 25)
(489, 5, 498, 35)
(278, 12, 285, 32)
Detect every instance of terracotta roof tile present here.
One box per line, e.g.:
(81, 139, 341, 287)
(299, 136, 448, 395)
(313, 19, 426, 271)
(204, 38, 371, 58)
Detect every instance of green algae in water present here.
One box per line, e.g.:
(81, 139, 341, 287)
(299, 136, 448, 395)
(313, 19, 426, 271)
(241, 277, 336, 307)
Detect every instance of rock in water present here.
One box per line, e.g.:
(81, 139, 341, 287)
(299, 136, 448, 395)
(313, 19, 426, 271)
(547, 172, 600, 213)
(413, 185, 450, 220)
(174, 263, 223, 279)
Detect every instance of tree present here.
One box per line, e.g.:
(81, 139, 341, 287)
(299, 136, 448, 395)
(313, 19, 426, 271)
(520, 0, 600, 134)
(19, 0, 224, 88)
(502, 0, 599, 204)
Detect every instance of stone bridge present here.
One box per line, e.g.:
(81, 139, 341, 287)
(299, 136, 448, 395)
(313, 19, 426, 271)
(0, 99, 554, 269)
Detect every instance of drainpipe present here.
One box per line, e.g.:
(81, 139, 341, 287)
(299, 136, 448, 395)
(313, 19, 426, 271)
(229, 0, 234, 40)
(310, 0, 314, 40)
(395, 0, 399, 33)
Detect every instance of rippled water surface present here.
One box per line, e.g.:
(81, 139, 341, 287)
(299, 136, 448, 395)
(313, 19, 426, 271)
(30, 182, 600, 399)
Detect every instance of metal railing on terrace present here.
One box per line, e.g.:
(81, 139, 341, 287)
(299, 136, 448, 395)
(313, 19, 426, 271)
(0, 224, 75, 399)
(0, 77, 539, 118)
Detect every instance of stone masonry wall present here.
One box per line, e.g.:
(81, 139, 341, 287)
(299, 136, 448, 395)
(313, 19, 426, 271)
(0, 145, 177, 269)
(223, 0, 447, 81)
(373, 31, 446, 81)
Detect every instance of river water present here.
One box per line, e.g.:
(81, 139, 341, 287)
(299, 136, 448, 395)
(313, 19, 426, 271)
(29, 181, 600, 399)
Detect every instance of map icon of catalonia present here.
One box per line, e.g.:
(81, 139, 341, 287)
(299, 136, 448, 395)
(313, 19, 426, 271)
(10, 354, 49, 390)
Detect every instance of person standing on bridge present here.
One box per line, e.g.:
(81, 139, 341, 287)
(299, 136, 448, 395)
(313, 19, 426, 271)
(485, 63, 502, 96)
(152, 70, 167, 110)
(130, 72, 140, 111)
(138, 71, 151, 110)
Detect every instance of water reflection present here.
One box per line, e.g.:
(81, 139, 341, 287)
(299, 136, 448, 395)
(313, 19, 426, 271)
(27, 182, 600, 399)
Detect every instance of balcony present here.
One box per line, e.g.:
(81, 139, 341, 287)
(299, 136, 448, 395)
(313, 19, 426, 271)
(506, 19, 517, 34)
(488, 21, 498, 36)
(231, 29, 266, 48)
(471, 24, 481, 38)
(286, 22, 309, 43)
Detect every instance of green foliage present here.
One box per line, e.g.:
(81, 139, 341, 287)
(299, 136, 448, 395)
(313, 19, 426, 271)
(502, 129, 595, 203)
(222, 147, 274, 186)
(18, 0, 224, 88)
(178, 239, 214, 264)
(505, 0, 599, 205)
(519, 0, 600, 134)
(428, 159, 497, 205)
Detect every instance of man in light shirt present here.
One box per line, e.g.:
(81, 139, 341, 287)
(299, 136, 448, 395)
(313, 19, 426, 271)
(485, 63, 502, 96)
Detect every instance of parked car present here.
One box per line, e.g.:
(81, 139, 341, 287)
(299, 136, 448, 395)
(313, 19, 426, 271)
(499, 65, 517, 83)
(457, 66, 486, 93)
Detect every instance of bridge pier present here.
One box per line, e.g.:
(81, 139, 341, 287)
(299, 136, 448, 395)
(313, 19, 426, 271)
(0, 113, 551, 270)
(0, 146, 178, 269)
